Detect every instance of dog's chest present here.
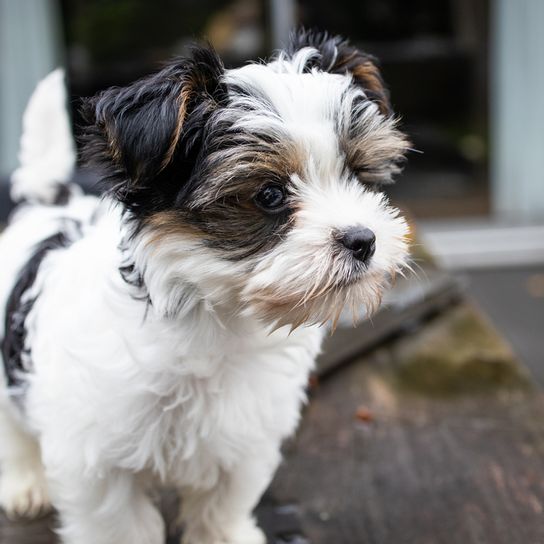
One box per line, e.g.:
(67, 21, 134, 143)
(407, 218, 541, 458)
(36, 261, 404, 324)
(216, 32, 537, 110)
(113, 322, 320, 487)
(25, 247, 322, 486)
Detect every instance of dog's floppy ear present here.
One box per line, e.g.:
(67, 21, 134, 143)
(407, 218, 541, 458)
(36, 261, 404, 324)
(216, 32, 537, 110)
(288, 29, 391, 116)
(81, 46, 226, 214)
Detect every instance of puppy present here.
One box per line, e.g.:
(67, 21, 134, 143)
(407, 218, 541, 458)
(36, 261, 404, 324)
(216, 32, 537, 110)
(0, 30, 409, 544)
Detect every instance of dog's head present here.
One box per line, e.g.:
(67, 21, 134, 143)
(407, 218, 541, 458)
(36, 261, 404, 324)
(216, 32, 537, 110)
(82, 30, 410, 327)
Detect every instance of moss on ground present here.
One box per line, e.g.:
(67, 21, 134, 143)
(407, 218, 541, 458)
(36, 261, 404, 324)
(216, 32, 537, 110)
(388, 303, 531, 397)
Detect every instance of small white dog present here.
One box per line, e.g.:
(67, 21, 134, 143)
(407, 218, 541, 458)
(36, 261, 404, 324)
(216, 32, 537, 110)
(0, 31, 409, 544)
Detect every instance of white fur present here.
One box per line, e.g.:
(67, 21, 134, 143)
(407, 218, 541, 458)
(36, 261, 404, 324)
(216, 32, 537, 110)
(0, 52, 409, 544)
(224, 62, 408, 326)
(10, 69, 77, 205)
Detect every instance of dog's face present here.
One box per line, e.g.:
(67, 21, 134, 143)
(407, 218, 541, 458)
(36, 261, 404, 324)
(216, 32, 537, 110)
(83, 31, 410, 327)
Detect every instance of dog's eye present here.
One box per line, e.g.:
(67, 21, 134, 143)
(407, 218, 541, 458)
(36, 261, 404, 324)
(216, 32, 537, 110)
(254, 184, 286, 212)
(352, 167, 390, 192)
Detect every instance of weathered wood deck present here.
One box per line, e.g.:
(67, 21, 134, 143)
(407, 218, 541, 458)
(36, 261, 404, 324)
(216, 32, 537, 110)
(268, 303, 543, 544)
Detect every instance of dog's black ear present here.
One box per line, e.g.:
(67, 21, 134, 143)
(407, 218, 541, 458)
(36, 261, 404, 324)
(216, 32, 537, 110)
(288, 29, 391, 116)
(81, 46, 226, 214)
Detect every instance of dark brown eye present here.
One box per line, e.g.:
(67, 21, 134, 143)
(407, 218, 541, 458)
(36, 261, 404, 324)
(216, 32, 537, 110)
(254, 184, 286, 212)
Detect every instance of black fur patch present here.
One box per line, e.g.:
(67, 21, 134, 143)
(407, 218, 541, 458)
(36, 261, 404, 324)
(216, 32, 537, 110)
(80, 45, 228, 220)
(52, 183, 75, 205)
(1, 231, 74, 388)
(80, 44, 299, 260)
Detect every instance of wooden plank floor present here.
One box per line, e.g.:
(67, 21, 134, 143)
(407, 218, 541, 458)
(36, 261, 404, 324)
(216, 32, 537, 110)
(2, 302, 543, 543)
(269, 303, 544, 544)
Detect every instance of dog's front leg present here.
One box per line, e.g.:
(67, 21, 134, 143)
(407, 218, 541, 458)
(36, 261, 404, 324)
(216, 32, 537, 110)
(46, 467, 165, 544)
(180, 446, 281, 544)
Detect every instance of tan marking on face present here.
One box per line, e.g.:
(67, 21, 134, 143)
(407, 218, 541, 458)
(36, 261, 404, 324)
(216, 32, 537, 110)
(143, 210, 200, 247)
(192, 139, 306, 206)
(246, 275, 383, 331)
(247, 287, 318, 329)
(351, 61, 389, 115)
(161, 90, 191, 171)
(343, 120, 410, 183)
(104, 124, 122, 164)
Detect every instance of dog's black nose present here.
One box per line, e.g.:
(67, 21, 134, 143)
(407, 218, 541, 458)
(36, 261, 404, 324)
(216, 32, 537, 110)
(339, 227, 376, 263)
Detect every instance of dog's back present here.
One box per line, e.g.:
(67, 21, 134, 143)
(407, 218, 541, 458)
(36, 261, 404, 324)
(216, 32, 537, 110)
(0, 69, 87, 517)
(0, 70, 99, 394)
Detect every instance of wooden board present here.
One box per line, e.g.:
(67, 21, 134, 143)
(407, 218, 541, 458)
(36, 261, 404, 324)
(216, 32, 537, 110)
(269, 302, 544, 544)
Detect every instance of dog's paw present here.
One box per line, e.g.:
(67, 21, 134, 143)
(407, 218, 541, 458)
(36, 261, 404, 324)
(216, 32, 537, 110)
(183, 519, 266, 544)
(0, 466, 52, 519)
(223, 519, 266, 544)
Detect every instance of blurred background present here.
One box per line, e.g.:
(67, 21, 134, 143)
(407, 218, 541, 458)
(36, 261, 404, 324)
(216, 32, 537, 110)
(2, 0, 542, 221)
(4, 0, 493, 218)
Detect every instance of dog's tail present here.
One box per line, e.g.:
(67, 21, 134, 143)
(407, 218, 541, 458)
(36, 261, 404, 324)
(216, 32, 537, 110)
(10, 69, 78, 205)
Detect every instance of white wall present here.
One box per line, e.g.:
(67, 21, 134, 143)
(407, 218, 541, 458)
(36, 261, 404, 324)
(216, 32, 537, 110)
(270, 0, 296, 50)
(0, 0, 64, 178)
(492, 0, 544, 221)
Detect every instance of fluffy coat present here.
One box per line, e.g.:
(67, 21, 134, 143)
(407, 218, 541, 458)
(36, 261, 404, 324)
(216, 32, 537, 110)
(0, 31, 409, 544)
